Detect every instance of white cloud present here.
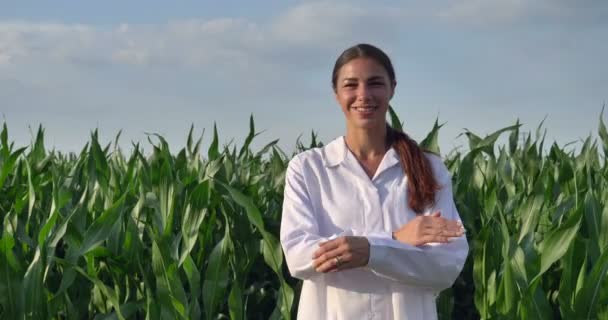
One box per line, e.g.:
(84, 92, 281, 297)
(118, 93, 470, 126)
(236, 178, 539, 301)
(0, 1, 605, 154)
(0, 2, 415, 69)
(437, 0, 528, 24)
(437, 0, 608, 25)
(1, 1, 606, 70)
(272, 2, 366, 45)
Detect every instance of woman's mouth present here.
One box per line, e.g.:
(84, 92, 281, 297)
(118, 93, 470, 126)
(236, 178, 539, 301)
(350, 106, 378, 112)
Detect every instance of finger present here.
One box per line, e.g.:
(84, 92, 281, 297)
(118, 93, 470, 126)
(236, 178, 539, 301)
(318, 239, 333, 247)
(419, 233, 455, 245)
(426, 215, 449, 228)
(316, 254, 343, 273)
(322, 236, 349, 247)
(427, 217, 459, 230)
(436, 229, 463, 238)
(436, 217, 462, 228)
(313, 239, 341, 259)
(445, 221, 464, 233)
(422, 216, 441, 229)
(428, 223, 463, 238)
(315, 257, 338, 273)
(313, 240, 354, 271)
(313, 244, 348, 268)
(317, 253, 353, 273)
(424, 218, 447, 232)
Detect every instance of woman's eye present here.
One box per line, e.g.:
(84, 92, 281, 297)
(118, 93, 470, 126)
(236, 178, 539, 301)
(370, 82, 384, 86)
(344, 83, 356, 88)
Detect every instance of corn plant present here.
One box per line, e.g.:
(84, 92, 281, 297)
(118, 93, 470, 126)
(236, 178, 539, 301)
(1, 109, 607, 319)
(444, 113, 608, 319)
(0, 118, 295, 319)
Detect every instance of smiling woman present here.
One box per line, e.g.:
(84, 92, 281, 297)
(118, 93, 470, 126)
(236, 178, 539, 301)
(280, 43, 469, 319)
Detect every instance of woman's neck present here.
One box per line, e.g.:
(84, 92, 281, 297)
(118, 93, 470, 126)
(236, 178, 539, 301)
(344, 125, 388, 161)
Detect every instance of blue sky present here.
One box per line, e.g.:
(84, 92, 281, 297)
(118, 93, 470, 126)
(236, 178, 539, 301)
(1, 1, 607, 155)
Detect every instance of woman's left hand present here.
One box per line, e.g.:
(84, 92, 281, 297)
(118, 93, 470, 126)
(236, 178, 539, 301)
(312, 236, 370, 273)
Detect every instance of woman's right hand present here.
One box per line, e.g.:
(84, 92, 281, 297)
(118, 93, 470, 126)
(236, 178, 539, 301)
(392, 211, 465, 247)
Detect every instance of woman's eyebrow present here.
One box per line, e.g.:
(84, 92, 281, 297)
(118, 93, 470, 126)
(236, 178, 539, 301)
(342, 75, 385, 82)
(367, 76, 385, 81)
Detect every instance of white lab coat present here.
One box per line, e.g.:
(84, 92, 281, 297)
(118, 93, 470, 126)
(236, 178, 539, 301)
(280, 136, 469, 320)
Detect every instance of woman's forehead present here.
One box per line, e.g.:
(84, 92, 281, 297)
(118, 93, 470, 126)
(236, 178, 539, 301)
(337, 58, 389, 80)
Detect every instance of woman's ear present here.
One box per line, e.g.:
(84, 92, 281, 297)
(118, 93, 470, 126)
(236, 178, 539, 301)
(389, 81, 397, 99)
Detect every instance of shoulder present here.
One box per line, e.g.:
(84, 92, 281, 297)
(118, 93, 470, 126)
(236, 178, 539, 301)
(287, 147, 322, 173)
(288, 137, 344, 172)
(424, 152, 452, 186)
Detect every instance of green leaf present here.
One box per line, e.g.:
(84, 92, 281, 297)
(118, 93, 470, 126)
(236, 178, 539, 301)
(558, 237, 587, 317)
(517, 193, 544, 243)
(0, 122, 8, 150)
(179, 196, 208, 265)
(24, 157, 36, 225)
(535, 205, 583, 281)
(583, 191, 602, 257)
(22, 247, 47, 319)
(388, 105, 403, 131)
(219, 182, 293, 319)
(0, 234, 24, 317)
(0, 146, 26, 190)
(220, 182, 264, 231)
(151, 240, 186, 319)
(208, 123, 219, 160)
(182, 255, 201, 320)
(470, 124, 521, 155)
(37, 186, 71, 248)
(574, 247, 608, 318)
(239, 114, 261, 159)
(93, 301, 142, 320)
(75, 194, 126, 257)
(508, 119, 520, 154)
(57, 258, 126, 320)
(202, 215, 231, 320)
(520, 285, 554, 320)
(228, 283, 244, 320)
(420, 118, 444, 155)
(598, 104, 608, 156)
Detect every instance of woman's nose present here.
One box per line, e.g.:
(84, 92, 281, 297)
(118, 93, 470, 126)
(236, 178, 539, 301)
(356, 84, 372, 101)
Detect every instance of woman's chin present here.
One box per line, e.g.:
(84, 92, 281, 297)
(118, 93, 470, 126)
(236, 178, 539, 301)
(349, 118, 385, 130)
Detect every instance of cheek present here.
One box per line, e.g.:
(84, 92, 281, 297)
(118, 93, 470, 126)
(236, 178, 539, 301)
(371, 88, 391, 100)
(337, 92, 355, 107)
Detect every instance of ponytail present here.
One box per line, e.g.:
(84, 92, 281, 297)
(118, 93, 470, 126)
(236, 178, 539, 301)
(387, 124, 439, 214)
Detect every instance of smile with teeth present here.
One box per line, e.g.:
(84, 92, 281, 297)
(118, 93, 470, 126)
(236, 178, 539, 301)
(350, 106, 378, 112)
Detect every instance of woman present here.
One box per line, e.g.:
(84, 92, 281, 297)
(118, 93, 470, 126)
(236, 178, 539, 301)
(280, 43, 468, 319)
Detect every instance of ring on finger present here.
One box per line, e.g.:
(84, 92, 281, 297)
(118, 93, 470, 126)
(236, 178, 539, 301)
(334, 255, 342, 267)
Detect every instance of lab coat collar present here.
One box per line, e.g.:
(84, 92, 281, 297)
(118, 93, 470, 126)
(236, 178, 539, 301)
(322, 137, 348, 167)
(322, 136, 401, 172)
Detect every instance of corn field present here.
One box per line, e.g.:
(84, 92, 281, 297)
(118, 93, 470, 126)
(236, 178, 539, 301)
(1, 110, 607, 319)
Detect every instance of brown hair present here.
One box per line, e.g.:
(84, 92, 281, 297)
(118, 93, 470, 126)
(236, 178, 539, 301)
(332, 43, 439, 214)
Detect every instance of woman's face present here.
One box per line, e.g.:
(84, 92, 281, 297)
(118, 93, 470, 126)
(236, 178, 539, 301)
(334, 57, 395, 130)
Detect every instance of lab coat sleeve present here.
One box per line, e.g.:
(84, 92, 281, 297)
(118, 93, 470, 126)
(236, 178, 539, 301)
(365, 158, 469, 292)
(280, 155, 351, 280)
